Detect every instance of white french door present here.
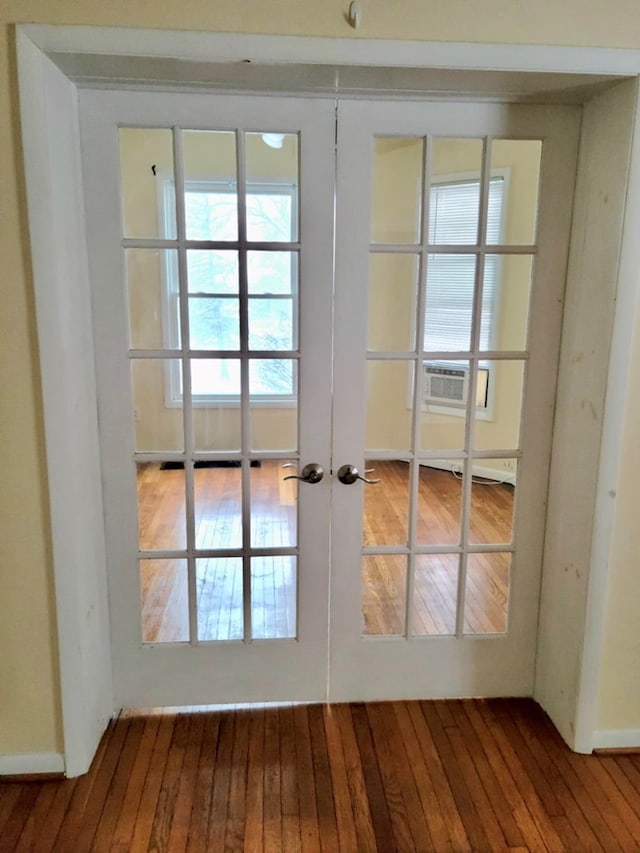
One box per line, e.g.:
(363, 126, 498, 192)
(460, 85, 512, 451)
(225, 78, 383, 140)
(330, 99, 580, 699)
(80, 90, 336, 706)
(80, 89, 579, 708)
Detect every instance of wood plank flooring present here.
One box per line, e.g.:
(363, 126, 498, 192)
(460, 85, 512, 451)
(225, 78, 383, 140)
(137, 460, 514, 641)
(2, 699, 640, 852)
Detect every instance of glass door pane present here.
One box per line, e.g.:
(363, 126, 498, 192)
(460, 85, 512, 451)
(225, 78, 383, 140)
(120, 124, 306, 646)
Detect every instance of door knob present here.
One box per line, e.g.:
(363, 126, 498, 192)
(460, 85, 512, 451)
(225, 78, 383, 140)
(282, 462, 324, 483)
(337, 464, 381, 485)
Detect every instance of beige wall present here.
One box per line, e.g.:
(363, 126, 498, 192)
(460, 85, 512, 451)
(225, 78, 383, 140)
(3, 1, 640, 761)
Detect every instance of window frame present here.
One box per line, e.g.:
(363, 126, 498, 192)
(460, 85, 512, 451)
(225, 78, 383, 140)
(159, 176, 300, 408)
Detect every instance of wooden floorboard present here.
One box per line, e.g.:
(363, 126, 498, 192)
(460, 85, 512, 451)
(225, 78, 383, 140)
(3, 699, 639, 852)
(137, 460, 516, 641)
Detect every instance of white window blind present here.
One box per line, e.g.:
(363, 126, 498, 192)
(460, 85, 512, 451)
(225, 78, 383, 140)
(425, 177, 504, 353)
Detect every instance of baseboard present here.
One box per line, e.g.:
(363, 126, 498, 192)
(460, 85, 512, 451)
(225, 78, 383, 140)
(592, 728, 640, 751)
(0, 751, 65, 776)
(419, 459, 516, 486)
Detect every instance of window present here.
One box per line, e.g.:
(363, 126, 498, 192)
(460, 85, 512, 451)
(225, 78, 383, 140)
(163, 180, 298, 403)
(425, 175, 505, 353)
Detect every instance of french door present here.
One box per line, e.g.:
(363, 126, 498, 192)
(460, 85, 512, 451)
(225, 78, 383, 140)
(81, 91, 336, 706)
(80, 89, 579, 708)
(330, 100, 579, 700)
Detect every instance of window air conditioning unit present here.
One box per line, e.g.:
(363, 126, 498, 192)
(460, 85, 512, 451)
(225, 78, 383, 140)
(422, 363, 489, 408)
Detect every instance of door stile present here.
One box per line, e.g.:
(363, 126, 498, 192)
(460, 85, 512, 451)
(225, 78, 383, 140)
(330, 103, 373, 701)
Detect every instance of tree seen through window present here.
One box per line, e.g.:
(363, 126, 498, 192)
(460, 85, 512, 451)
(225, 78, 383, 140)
(168, 183, 297, 399)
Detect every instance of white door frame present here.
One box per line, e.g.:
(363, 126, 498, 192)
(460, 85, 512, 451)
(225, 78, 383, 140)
(16, 24, 640, 775)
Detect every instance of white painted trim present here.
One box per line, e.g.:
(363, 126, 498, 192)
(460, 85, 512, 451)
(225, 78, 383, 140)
(17, 25, 640, 76)
(592, 729, 640, 750)
(419, 459, 517, 486)
(16, 30, 114, 778)
(574, 78, 640, 754)
(0, 753, 65, 777)
(532, 78, 640, 754)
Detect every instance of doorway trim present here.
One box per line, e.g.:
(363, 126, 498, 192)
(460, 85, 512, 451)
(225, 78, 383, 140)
(16, 24, 640, 775)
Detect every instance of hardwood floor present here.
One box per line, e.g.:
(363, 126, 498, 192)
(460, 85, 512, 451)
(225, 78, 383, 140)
(2, 699, 639, 851)
(136, 460, 515, 641)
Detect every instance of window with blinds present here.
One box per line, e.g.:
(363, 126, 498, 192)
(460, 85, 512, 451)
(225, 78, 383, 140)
(425, 176, 505, 353)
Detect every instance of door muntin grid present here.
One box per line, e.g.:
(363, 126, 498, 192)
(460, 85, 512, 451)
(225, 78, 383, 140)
(363, 134, 541, 639)
(120, 126, 302, 645)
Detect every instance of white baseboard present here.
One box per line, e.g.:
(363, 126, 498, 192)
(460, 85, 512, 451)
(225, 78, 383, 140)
(592, 729, 640, 750)
(0, 752, 65, 776)
(419, 459, 517, 486)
